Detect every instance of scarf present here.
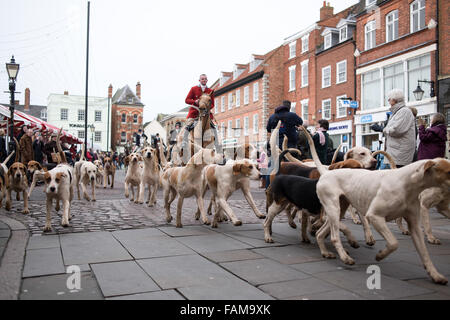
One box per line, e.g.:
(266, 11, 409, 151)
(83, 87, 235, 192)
(316, 127, 326, 146)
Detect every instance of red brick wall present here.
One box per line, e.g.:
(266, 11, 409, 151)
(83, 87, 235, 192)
(316, 41, 356, 122)
(356, 0, 437, 66)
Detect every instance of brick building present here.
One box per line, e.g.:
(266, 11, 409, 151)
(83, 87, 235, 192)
(353, 0, 439, 149)
(110, 82, 145, 152)
(283, 2, 358, 150)
(211, 47, 284, 149)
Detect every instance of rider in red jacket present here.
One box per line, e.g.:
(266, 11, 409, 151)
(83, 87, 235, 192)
(181, 74, 221, 154)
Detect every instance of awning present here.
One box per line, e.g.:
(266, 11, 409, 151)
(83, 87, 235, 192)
(0, 104, 83, 144)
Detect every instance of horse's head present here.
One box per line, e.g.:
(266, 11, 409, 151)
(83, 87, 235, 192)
(197, 91, 213, 117)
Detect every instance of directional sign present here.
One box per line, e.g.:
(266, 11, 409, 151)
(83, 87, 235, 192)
(350, 101, 359, 109)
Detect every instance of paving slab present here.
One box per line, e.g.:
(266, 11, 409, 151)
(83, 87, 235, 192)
(0, 222, 8, 229)
(224, 230, 299, 247)
(91, 261, 160, 297)
(26, 235, 60, 250)
(60, 232, 132, 265)
(202, 249, 264, 263)
(313, 269, 433, 299)
(112, 229, 194, 259)
(207, 222, 264, 233)
(220, 258, 310, 286)
(373, 261, 440, 281)
(407, 279, 450, 297)
(137, 254, 243, 290)
(285, 289, 365, 300)
(174, 233, 252, 253)
(112, 227, 166, 240)
(258, 277, 340, 299)
(252, 245, 324, 265)
(22, 247, 65, 278)
(0, 229, 11, 238)
(20, 272, 103, 300)
(158, 225, 217, 237)
(178, 281, 274, 300)
(107, 289, 185, 300)
(290, 260, 352, 275)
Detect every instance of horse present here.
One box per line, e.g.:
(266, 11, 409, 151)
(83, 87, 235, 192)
(170, 92, 217, 165)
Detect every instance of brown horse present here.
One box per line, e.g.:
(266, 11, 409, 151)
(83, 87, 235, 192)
(171, 92, 216, 165)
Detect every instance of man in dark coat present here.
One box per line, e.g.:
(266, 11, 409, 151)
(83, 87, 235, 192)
(33, 132, 45, 164)
(266, 100, 303, 150)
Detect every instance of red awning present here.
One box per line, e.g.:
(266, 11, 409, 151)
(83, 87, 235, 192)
(0, 104, 83, 144)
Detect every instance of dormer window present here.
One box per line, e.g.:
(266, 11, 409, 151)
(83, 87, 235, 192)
(339, 26, 347, 42)
(324, 34, 332, 50)
(128, 97, 133, 104)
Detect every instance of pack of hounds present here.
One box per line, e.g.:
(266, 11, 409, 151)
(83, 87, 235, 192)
(2, 123, 449, 285)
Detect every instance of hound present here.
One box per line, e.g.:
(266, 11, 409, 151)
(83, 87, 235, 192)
(6, 161, 30, 214)
(74, 160, 98, 201)
(304, 126, 449, 285)
(161, 148, 222, 228)
(42, 128, 75, 231)
(138, 146, 160, 206)
(201, 159, 265, 228)
(124, 153, 143, 202)
(102, 156, 116, 189)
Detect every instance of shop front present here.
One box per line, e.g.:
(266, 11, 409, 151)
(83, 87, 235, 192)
(327, 120, 353, 153)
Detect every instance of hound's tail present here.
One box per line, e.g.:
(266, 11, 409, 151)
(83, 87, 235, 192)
(2, 150, 15, 166)
(13, 137, 20, 163)
(330, 143, 343, 165)
(372, 150, 397, 169)
(274, 149, 302, 176)
(56, 128, 68, 164)
(301, 126, 327, 175)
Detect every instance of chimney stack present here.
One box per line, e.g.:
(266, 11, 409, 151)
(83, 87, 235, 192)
(64, 91, 69, 95)
(320, 1, 334, 21)
(136, 82, 141, 100)
(24, 88, 30, 111)
(108, 84, 113, 98)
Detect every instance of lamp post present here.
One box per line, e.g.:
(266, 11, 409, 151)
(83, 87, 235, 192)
(90, 124, 95, 150)
(413, 80, 435, 101)
(5, 56, 19, 153)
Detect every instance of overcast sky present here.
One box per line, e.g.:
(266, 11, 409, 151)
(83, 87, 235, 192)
(0, 0, 356, 123)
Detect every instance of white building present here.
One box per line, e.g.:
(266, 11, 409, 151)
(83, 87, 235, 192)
(47, 92, 111, 151)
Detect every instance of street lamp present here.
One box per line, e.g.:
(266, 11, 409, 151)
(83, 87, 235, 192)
(413, 80, 435, 101)
(5, 55, 19, 152)
(90, 124, 95, 150)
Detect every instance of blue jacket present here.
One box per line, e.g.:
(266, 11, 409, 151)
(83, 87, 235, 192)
(266, 105, 303, 148)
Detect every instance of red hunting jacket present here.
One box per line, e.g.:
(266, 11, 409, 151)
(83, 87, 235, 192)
(185, 85, 215, 119)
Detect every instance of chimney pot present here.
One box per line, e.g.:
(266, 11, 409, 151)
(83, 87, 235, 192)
(64, 91, 69, 95)
(108, 84, 113, 98)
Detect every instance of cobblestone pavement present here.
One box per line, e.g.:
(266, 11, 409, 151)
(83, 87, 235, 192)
(1, 169, 289, 235)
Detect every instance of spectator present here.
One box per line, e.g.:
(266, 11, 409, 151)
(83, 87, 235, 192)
(135, 129, 147, 149)
(417, 113, 447, 160)
(410, 107, 419, 162)
(257, 147, 268, 188)
(379, 89, 416, 168)
(43, 133, 58, 164)
(32, 132, 45, 164)
(17, 125, 28, 142)
(0, 129, 7, 163)
(266, 100, 303, 150)
(312, 119, 329, 165)
(19, 128, 34, 165)
(170, 122, 182, 145)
